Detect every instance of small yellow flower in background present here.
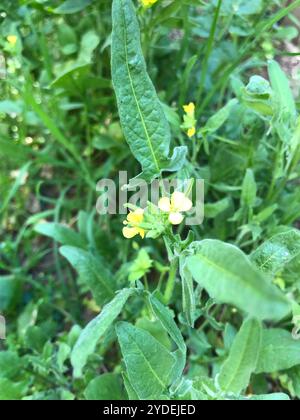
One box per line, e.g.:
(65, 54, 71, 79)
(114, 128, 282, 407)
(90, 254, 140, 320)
(123, 208, 146, 239)
(187, 127, 196, 138)
(182, 102, 197, 138)
(140, 0, 158, 7)
(183, 103, 195, 115)
(7, 35, 17, 46)
(158, 191, 192, 225)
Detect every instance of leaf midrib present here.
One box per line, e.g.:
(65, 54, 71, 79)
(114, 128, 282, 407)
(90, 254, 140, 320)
(190, 249, 286, 304)
(121, 327, 174, 398)
(120, 0, 160, 173)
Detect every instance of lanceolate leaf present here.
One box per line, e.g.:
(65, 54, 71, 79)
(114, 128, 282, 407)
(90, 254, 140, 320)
(186, 240, 291, 320)
(148, 295, 186, 381)
(71, 288, 134, 377)
(111, 0, 187, 181)
(256, 328, 300, 374)
(60, 246, 116, 306)
(35, 222, 87, 249)
(250, 229, 300, 276)
(268, 60, 296, 120)
(116, 322, 176, 399)
(218, 318, 262, 394)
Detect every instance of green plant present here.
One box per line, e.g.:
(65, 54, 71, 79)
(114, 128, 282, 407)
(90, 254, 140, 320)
(1, 0, 300, 401)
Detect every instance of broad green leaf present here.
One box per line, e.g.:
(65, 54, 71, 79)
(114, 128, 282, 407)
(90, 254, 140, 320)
(268, 60, 296, 119)
(256, 328, 300, 374)
(148, 295, 186, 381)
(0, 352, 22, 379)
(186, 240, 291, 320)
(71, 288, 134, 377)
(116, 322, 176, 399)
(179, 255, 196, 327)
(123, 374, 140, 400)
(50, 64, 91, 91)
(219, 318, 262, 394)
(111, 0, 187, 181)
(60, 246, 116, 306)
(35, 223, 87, 248)
(54, 0, 93, 14)
(84, 374, 125, 400)
(0, 378, 28, 400)
(251, 229, 300, 276)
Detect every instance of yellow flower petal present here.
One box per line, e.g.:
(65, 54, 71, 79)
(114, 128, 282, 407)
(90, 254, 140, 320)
(169, 212, 184, 225)
(141, 0, 158, 7)
(123, 226, 139, 239)
(183, 102, 195, 115)
(158, 197, 171, 212)
(7, 35, 17, 46)
(187, 127, 196, 138)
(137, 228, 146, 239)
(127, 208, 144, 225)
(181, 197, 193, 212)
(171, 191, 184, 210)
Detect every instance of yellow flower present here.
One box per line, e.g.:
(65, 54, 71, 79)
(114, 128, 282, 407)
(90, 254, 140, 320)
(7, 35, 17, 46)
(140, 0, 158, 7)
(158, 191, 192, 225)
(182, 102, 196, 138)
(123, 208, 146, 239)
(187, 127, 196, 138)
(183, 102, 195, 115)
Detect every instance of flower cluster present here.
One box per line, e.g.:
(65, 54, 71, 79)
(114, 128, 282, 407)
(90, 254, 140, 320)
(140, 0, 158, 8)
(123, 208, 146, 239)
(122, 192, 192, 240)
(182, 102, 197, 138)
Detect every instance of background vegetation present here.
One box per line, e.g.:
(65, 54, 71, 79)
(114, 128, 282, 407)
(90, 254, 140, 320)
(1, 0, 300, 400)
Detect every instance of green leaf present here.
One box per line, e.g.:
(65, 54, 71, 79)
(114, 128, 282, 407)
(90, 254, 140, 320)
(128, 249, 153, 283)
(35, 223, 87, 248)
(268, 60, 296, 119)
(250, 229, 300, 276)
(0, 378, 28, 400)
(123, 373, 140, 400)
(241, 169, 257, 208)
(116, 322, 176, 399)
(60, 246, 116, 306)
(50, 63, 91, 91)
(179, 255, 196, 327)
(219, 318, 262, 394)
(203, 99, 238, 134)
(186, 240, 291, 320)
(0, 275, 20, 311)
(256, 328, 300, 374)
(84, 374, 125, 400)
(148, 295, 186, 381)
(111, 0, 187, 181)
(0, 352, 22, 379)
(54, 0, 93, 14)
(71, 288, 134, 378)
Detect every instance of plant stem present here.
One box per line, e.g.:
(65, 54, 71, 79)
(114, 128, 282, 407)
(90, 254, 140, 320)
(164, 258, 179, 304)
